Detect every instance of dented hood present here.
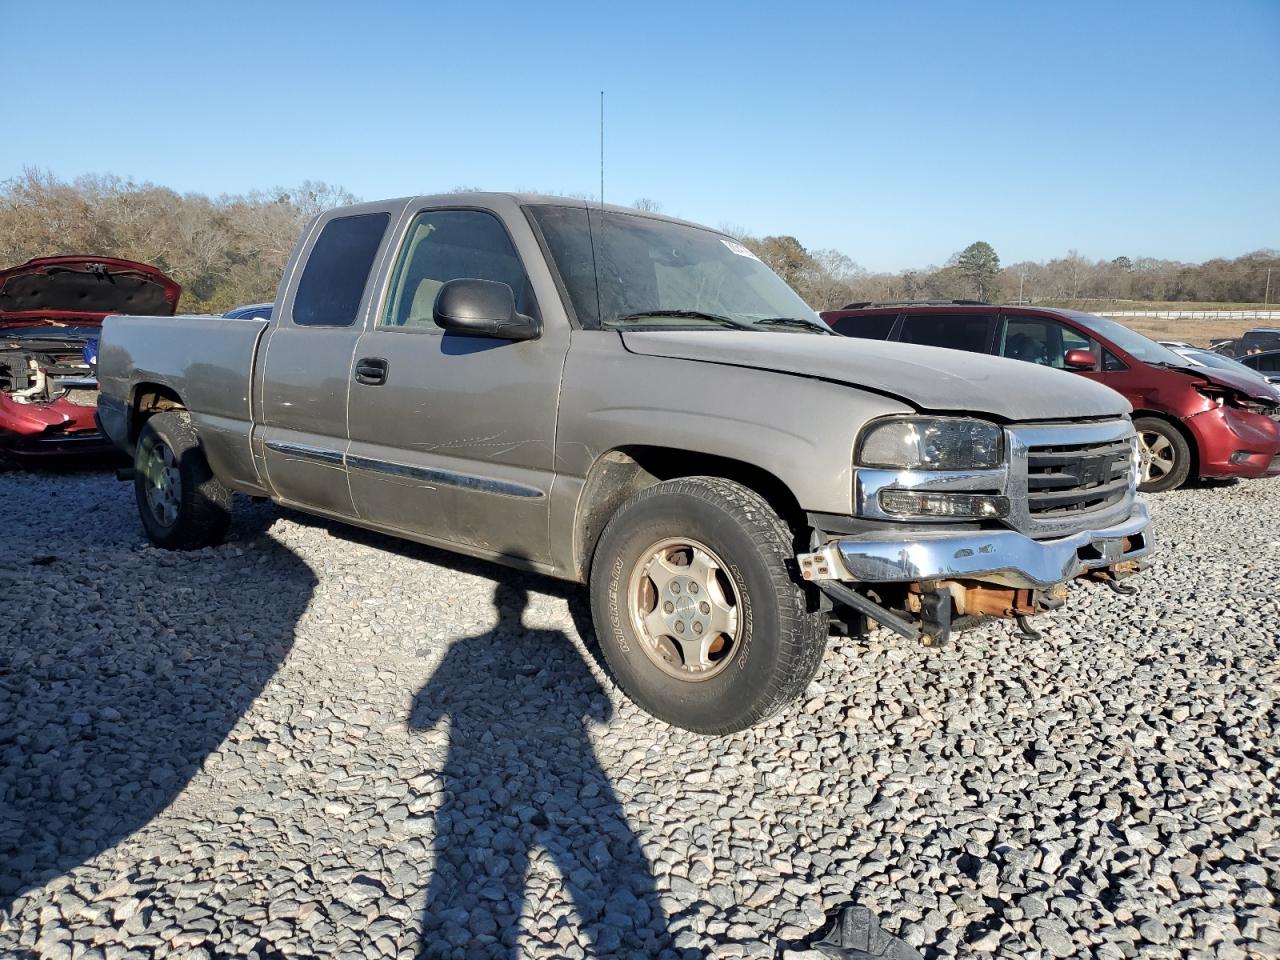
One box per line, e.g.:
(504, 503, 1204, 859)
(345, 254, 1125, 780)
(0, 256, 181, 326)
(1166, 362, 1280, 406)
(620, 330, 1131, 421)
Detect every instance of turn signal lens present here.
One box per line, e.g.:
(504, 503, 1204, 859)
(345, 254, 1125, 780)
(878, 490, 1010, 519)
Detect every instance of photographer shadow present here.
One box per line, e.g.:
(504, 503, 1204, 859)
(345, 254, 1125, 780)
(409, 580, 671, 958)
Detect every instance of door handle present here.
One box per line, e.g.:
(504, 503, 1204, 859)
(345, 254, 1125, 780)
(354, 357, 388, 386)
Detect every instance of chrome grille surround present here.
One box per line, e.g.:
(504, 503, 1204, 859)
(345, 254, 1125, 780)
(1005, 419, 1138, 539)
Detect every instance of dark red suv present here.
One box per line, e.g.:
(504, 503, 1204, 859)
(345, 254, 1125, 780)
(821, 301, 1280, 492)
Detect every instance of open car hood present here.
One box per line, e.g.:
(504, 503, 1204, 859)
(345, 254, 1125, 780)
(0, 256, 181, 327)
(620, 330, 1130, 421)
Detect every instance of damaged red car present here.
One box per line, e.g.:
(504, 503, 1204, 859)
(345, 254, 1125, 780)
(0, 256, 180, 458)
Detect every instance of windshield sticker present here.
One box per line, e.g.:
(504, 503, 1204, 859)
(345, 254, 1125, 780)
(720, 238, 762, 262)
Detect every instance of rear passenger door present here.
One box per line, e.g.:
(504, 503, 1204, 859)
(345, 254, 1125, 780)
(345, 206, 567, 563)
(256, 210, 393, 517)
(897, 312, 998, 354)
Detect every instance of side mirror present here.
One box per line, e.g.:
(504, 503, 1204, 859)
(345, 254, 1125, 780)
(1064, 348, 1096, 370)
(433, 278, 540, 341)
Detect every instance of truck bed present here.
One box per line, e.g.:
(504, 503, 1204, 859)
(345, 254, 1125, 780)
(97, 313, 270, 490)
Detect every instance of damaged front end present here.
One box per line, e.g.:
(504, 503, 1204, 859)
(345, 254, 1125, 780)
(0, 255, 181, 458)
(798, 416, 1154, 645)
(0, 335, 108, 455)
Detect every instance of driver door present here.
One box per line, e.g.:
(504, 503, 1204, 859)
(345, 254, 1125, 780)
(345, 207, 567, 563)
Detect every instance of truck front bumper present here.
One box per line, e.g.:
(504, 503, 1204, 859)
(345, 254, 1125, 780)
(799, 500, 1152, 590)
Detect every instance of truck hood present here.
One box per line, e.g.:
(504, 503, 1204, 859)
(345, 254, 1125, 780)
(0, 256, 181, 327)
(620, 331, 1131, 421)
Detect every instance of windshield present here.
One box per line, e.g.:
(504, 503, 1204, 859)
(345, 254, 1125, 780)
(527, 205, 828, 333)
(1065, 311, 1186, 365)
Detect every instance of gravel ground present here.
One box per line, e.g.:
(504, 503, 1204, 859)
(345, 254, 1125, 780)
(1, 466, 1277, 960)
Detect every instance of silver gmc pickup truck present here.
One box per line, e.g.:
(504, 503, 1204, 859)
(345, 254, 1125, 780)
(98, 193, 1152, 733)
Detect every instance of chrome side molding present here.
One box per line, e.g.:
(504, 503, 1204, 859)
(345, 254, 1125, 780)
(264, 441, 544, 499)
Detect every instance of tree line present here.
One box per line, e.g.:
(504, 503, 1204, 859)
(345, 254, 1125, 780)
(732, 233, 1279, 310)
(1, 169, 1274, 313)
(0, 169, 354, 313)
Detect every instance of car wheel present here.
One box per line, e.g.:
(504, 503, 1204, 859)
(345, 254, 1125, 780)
(1133, 416, 1192, 493)
(134, 410, 232, 549)
(589, 476, 827, 734)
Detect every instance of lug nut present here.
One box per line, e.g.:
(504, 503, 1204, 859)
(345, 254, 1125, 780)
(663, 601, 674, 613)
(675, 621, 685, 633)
(671, 582, 681, 594)
(693, 622, 703, 634)
(699, 601, 710, 614)
(689, 582, 699, 594)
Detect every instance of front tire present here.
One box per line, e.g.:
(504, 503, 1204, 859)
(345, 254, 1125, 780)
(134, 411, 232, 549)
(1134, 416, 1192, 493)
(589, 476, 827, 734)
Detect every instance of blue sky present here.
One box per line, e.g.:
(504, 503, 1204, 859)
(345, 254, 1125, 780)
(5, 0, 1277, 271)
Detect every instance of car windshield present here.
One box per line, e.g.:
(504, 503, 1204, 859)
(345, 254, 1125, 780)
(527, 204, 828, 333)
(1066, 312, 1186, 366)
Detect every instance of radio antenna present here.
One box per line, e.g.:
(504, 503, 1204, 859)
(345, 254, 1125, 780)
(599, 90, 605, 209)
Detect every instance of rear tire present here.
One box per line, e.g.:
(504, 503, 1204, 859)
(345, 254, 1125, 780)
(1134, 416, 1192, 493)
(589, 476, 827, 735)
(134, 411, 232, 549)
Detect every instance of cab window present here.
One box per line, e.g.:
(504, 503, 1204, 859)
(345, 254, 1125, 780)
(292, 213, 390, 326)
(898, 313, 995, 353)
(381, 210, 534, 331)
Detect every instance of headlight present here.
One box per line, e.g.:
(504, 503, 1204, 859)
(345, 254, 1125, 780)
(857, 417, 1003, 470)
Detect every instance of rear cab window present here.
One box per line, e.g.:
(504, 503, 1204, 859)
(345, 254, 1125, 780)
(291, 213, 391, 326)
(898, 312, 996, 353)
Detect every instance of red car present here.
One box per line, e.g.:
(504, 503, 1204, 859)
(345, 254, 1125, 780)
(1, 256, 180, 458)
(821, 301, 1280, 492)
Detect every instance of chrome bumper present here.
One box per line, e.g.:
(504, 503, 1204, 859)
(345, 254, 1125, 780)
(799, 500, 1153, 590)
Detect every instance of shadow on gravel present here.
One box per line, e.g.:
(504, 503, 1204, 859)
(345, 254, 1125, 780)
(409, 581, 671, 959)
(0, 482, 314, 915)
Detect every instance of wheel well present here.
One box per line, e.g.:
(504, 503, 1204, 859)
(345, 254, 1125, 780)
(1131, 410, 1199, 469)
(573, 445, 805, 580)
(129, 384, 186, 445)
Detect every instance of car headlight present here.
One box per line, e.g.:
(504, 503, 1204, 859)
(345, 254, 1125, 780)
(857, 417, 1003, 470)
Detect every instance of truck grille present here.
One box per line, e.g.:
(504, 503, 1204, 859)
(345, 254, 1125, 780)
(1025, 437, 1133, 517)
(1005, 420, 1137, 539)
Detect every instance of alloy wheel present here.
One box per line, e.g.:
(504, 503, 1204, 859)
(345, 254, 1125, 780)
(143, 441, 181, 527)
(627, 537, 743, 682)
(1137, 429, 1176, 486)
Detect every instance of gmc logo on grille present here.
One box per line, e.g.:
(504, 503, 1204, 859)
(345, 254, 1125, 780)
(1078, 457, 1107, 486)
